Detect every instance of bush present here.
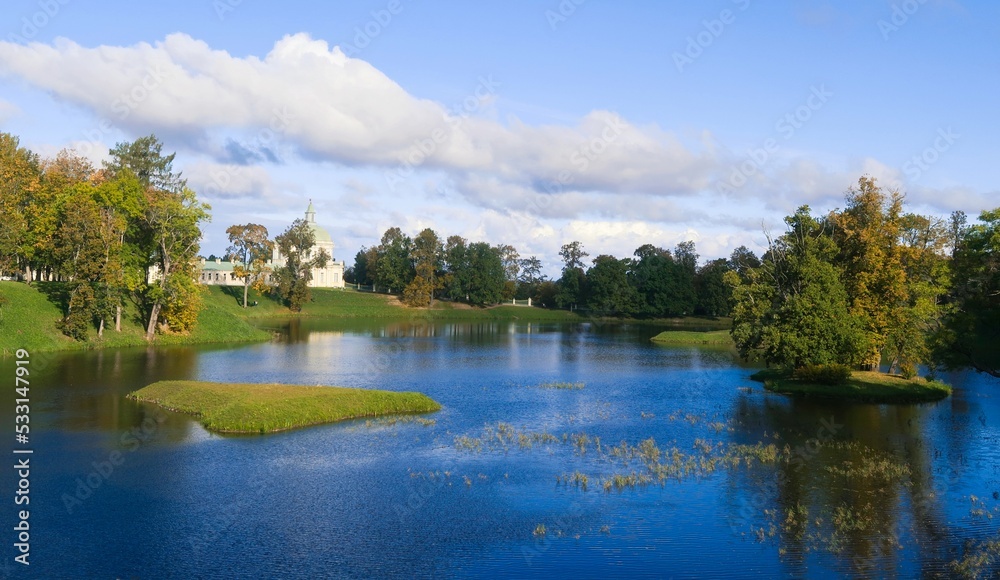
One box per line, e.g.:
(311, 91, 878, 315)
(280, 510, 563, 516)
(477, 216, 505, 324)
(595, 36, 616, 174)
(793, 364, 852, 386)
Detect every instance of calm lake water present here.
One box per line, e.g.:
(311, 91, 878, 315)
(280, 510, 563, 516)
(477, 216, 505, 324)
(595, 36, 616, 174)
(2, 319, 999, 578)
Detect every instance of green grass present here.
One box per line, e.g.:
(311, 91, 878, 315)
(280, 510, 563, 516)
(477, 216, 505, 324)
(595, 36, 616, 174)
(0, 281, 271, 355)
(206, 285, 583, 322)
(650, 329, 733, 345)
(127, 380, 441, 434)
(750, 368, 952, 403)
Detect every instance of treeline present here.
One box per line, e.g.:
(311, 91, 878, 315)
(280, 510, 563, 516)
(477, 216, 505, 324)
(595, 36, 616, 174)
(0, 132, 210, 341)
(728, 176, 999, 378)
(348, 227, 750, 318)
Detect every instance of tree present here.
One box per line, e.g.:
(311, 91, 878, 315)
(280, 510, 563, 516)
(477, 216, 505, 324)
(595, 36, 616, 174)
(465, 242, 505, 306)
(496, 243, 520, 301)
(517, 255, 546, 300)
(143, 187, 211, 338)
(373, 227, 413, 293)
(695, 258, 732, 317)
(631, 244, 674, 317)
(443, 235, 470, 302)
(226, 224, 272, 308)
(403, 228, 442, 307)
(727, 206, 866, 369)
(0, 133, 41, 281)
(586, 255, 640, 315)
(559, 241, 589, 270)
(936, 208, 1000, 377)
(830, 176, 907, 369)
(273, 218, 329, 312)
(105, 134, 185, 193)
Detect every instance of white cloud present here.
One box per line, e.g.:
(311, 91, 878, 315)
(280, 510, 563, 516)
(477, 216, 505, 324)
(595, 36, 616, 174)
(0, 33, 720, 200)
(0, 98, 19, 123)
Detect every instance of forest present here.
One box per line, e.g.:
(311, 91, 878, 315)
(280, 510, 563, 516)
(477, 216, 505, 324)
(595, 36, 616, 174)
(1, 131, 997, 377)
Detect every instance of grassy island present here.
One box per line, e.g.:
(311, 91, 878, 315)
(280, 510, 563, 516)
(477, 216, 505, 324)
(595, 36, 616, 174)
(750, 369, 952, 404)
(650, 330, 733, 345)
(128, 380, 441, 434)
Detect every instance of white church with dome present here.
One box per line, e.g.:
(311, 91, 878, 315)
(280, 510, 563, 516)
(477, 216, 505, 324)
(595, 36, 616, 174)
(198, 202, 346, 289)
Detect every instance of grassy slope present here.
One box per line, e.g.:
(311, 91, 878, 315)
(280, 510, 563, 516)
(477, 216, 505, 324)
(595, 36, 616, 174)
(211, 285, 584, 321)
(128, 380, 441, 433)
(0, 281, 270, 355)
(751, 369, 952, 404)
(650, 329, 733, 345)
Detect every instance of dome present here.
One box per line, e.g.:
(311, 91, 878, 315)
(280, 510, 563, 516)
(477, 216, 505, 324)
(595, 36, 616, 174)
(304, 201, 333, 244)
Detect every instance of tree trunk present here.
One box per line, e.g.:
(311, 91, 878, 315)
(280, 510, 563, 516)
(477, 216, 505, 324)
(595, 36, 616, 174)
(98, 317, 104, 338)
(243, 281, 249, 308)
(115, 304, 121, 332)
(145, 301, 162, 341)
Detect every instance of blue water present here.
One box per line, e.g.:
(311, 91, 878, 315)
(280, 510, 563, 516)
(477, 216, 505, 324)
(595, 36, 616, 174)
(2, 320, 998, 578)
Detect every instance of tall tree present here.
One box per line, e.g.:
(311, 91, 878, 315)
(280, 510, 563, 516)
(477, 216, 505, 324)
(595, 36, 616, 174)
(936, 208, 1000, 377)
(695, 258, 732, 317)
(586, 255, 640, 315)
(0, 133, 41, 281)
(143, 187, 210, 338)
(830, 176, 907, 369)
(403, 228, 442, 307)
(442, 235, 470, 302)
(373, 227, 413, 294)
(273, 219, 329, 312)
(727, 206, 866, 369)
(226, 224, 273, 308)
(465, 242, 505, 306)
(559, 241, 589, 271)
(105, 134, 185, 193)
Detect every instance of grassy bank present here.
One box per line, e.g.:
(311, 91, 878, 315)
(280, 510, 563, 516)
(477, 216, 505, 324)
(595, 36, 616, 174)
(0, 281, 270, 355)
(751, 369, 952, 404)
(128, 380, 441, 433)
(650, 330, 733, 345)
(207, 285, 584, 322)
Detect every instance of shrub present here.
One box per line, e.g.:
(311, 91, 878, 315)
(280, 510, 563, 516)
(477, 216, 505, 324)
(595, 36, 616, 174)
(793, 364, 852, 386)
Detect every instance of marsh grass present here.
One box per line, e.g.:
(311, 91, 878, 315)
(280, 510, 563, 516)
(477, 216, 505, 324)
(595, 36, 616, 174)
(128, 380, 441, 434)
(538, 381, 585, 390)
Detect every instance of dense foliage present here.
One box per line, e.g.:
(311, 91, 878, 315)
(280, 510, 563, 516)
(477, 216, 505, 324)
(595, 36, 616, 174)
(0, 132, 210, 341)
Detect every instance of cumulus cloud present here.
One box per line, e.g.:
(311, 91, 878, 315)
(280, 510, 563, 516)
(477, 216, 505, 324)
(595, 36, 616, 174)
(0, 33, 721, 200)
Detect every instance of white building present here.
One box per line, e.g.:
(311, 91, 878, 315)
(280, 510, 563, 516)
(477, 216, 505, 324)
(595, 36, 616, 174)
(197, 202, 346, 288)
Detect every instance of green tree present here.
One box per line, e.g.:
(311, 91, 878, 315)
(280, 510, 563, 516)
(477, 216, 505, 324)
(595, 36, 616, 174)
(556, 241, 588, 308)
(105, 134, 185, 193)
(226, 223, 272, 308)
(695, 258, 732, 317)
(936, 208, 1000, 377)
(586, 255, 640, 315)
(403, 228, 442, 307)
(0, 133, 41, 281)
(143, 187, 211, 338)
(373, 227, 413, 294)
(443, 235, 470, 302)
(517, 255, 545, 300)
(728, 206, 866, 369)
(559, 241, 589, 270)
(465, 242, 505, 306)
(273, 218, 329, 312)
(631, 244, 674, 317)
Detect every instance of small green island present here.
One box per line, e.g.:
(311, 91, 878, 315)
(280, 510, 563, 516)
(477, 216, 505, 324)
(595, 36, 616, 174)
(750, 367, 952, 404)
(128, 380, 441, 434)
(650, 330, 733, 345)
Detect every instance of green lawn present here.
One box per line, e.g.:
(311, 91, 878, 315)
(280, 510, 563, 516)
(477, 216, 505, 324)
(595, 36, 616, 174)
(650, 329, 733, 345)
(128, 380, 441, 433)
(751, 369, 952, 404)
(0, 281, 270, 355)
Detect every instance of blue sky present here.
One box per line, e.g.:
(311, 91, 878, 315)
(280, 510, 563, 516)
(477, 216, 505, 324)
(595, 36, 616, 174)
(1, 0, 997, 275)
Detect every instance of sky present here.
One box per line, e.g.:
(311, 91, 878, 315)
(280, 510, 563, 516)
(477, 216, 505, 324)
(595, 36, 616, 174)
(1, 0, 997, 277)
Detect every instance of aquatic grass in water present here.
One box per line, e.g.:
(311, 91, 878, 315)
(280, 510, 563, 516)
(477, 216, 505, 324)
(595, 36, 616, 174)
(538, 381, 585, 390)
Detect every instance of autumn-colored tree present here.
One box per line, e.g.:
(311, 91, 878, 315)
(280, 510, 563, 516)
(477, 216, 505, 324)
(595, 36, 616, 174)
(226, 223, 272, 308)
(0, 133, 41, 280)
(830, 176, 907, 369)
(143, 187, 210, 338)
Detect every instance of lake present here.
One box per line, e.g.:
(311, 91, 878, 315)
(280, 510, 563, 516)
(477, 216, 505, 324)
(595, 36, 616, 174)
(3, 319, 999, 578)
